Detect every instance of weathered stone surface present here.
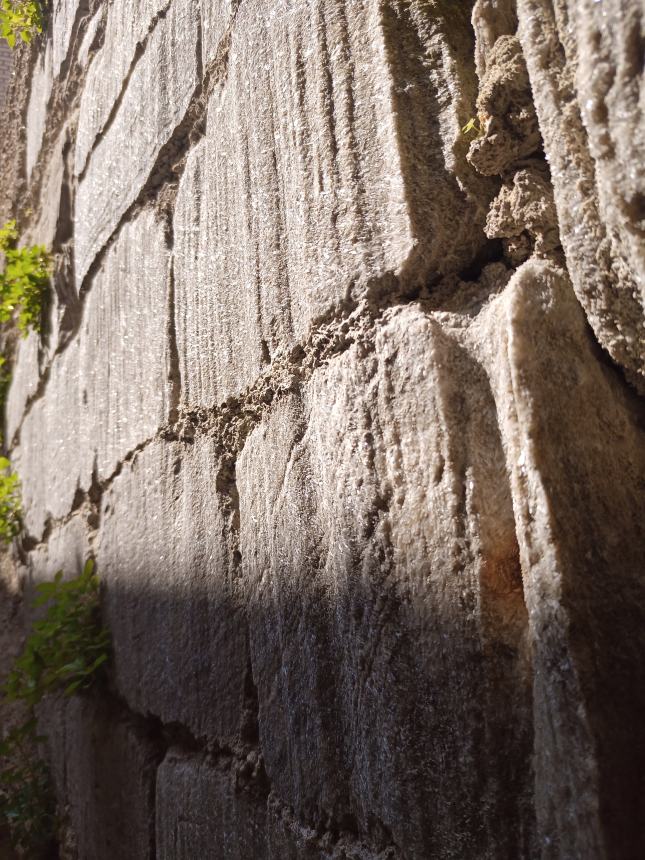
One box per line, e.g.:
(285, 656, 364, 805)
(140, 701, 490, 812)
(13, 337, 86, 539)
(76, 5, 105, 70)
(11, 208, 172, 537)
(516, 0, 645, 390)
(25, 43, 52, 178)
(485, 162, 560, 263)
(73, 0, 172, 177)
(471, 0, 517, 81)
(238, 258, 645, 856)
(78, 207, 173, 479)
(238, 292, 535, 858)
(200, 0, 236, 67)
(74, 0, 199, 288)
(467, 34, 541, 176)
(5, 332, 40, 443)
(24, 0, 82, 175)
(156, 750, 268, 859)
(173, 0, 490, 409)
(27, 514, 91, 586)
(41, 694, 158, 860)
(4, 0, 645, 855)
(266, 797, 398, 860)
(97, 437, 248, 744)
(481, 259, 645, 857)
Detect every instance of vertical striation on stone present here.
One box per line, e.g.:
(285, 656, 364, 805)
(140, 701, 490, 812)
(172, 0, 491, 411)
(11, 208, 172, 539)
(74, 0, 200, 289)
(238, 300, 536, 858)
(4, 0, 645, 855)
(97, 437, 248, 744)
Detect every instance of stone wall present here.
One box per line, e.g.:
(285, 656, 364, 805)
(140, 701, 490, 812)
(0, 0, 644, 857)
(0, 42, 12, 108)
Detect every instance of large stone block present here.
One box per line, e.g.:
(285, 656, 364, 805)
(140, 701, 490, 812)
(73, 0, 173, 177)
(237, 292, 534, 857)
(27, 514, 91, 586)
(97, 437, 248, 744)
(12, 208, 172, 538)
(25, 0, 82, 175)
(13, 337, 87, 540)
(77, 207, 173, 479)
(41, 694, 159, 860)
(517, 0, 645, 390)
(480, 259, 645, 857)
(173, 0, 490, 409)
(156, 750, 268, 859)
(74, 0, 199, 288)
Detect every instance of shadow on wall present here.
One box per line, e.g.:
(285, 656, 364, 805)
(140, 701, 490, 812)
(34, 571, 535, 860)
(29, 540, 645, 860)
(14, 263, 645, 860)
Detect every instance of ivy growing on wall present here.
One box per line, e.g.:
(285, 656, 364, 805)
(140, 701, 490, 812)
(0, 0, 43, 47)
(0, 220, 51, 336)
(0, 560, 111, 855)
(0, 456, 20, 543)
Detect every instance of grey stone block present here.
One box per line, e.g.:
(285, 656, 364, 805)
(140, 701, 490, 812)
(74, 0, 200, 288)
(156, 749, 268, 859)
(41, 695, 158, 860)
(172, 0, 491, 410)
(97, 437, 248, 744)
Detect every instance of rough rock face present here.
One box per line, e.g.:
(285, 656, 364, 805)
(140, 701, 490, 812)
(0, 0, 643, 858)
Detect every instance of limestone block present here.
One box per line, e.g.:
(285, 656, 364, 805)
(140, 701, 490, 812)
(481, 259, 645, 857)
(74, 0, 173, 177)
(78, 207, 173, 480)
(41, 695, 158, 860)
(173, 0, 490, 409)
(27, 514, 91, 586)
(237, 301, 534, 857)
(25, 44, 52, 178)
(12, 208, 171, 536)
(13, 337, 87, 540)
(517, 0, 645, 390)
(156, 750, 268, 859)
(74, 0, 200, 289)
(25, 0, 82, 175)
(5, 331, 40, 444)
(97, 437, 248, 744)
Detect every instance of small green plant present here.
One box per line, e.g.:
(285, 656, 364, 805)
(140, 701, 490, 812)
(0, 220, 51, 336)
(5, 560, 110, 704)
(0, 734, 56, 857)
(0, 560, 110, 855)
(462, 116, 484, 138)
(0, 456, 21, 543)
(0, 0, 43, 47)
